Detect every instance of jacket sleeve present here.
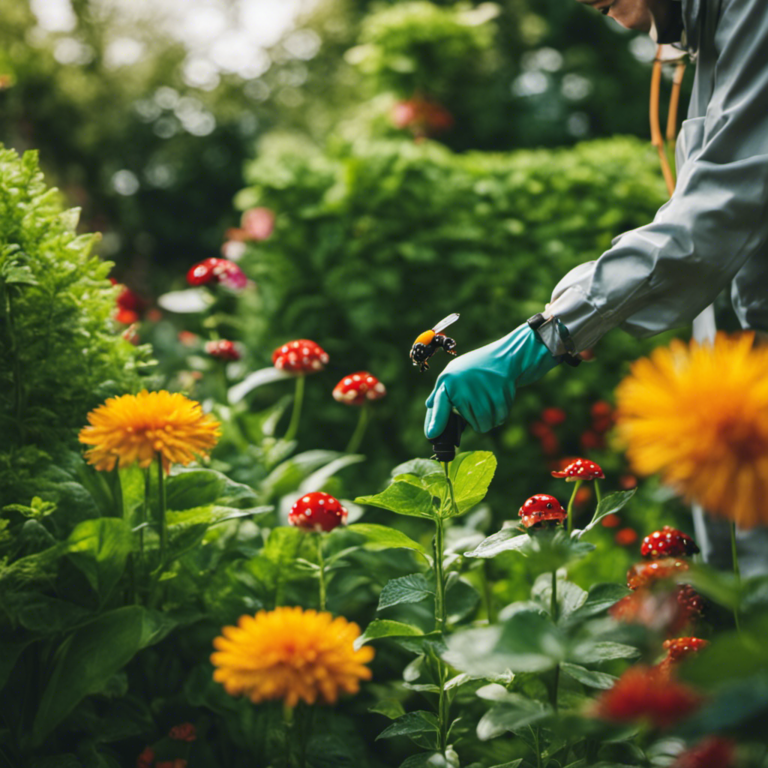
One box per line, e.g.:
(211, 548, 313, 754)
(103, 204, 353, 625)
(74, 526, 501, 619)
(538, 0, 768, 355)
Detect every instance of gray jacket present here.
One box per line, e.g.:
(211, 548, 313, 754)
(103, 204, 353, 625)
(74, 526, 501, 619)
(537, 0, 768, 355)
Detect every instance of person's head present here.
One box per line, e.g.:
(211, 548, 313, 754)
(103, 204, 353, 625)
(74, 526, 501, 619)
(576, 0, 677, 39)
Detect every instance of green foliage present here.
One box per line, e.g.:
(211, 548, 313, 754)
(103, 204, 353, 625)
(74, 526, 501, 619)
(348, 2, 498, 98)
(0, 147, 146, 478)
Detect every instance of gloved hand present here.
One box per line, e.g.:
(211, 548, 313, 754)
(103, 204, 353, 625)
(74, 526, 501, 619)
(424, 324, 560, 438)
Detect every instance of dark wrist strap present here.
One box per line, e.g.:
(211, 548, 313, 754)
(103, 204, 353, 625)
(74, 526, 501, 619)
(527, 314, 582, 367)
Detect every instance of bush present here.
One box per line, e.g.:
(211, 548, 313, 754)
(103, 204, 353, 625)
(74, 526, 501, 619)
(0, 146, 147, 502)
(230, 135, 670, 496)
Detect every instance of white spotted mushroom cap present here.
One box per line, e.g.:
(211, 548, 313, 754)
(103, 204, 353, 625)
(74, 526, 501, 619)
(272, 339, 329, 374)
(551, 458, 605, 482)
(332, 372, 386, 407)
(288, 491, 348, 532)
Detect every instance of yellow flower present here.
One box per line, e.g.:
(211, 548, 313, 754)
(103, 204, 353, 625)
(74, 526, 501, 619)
(616, 334, 768, 528)
(211, 607, 375, 707)
(79, 390, 220, 473)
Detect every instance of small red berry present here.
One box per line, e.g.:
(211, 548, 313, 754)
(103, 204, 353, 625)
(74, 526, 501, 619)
(205, 340, 241, 361)
(580, 430, 605, 450)
(518, 494, 566, 529)
(289, 492, 348, 532)
(168, 722, 197, 742)
(136, 747, 155, 768)
(575, 486, 593, 506)
(641, 526, 700, 559)
(615, 528, 639, 547)
(672, 737, 736, 768)
(541, 407, 567, 426)
(601, 513, 621, 528)
(551, 457, 605, 482)
(590, 400, 613, 419)
(272, 340, 328, 374)
(662, 637, 708, 663)
(619, 474, 638, 490)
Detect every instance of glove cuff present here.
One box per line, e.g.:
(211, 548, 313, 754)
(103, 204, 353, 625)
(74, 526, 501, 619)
(527, 314, 582, 367)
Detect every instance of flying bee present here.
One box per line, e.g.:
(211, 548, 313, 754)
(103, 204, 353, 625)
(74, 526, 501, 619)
(410, 313, 460, 372)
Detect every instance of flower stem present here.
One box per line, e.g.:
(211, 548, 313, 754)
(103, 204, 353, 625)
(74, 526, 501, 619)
(481, 559, 495, 624)
(284, 374, 305, 443)
(345, 403, 369, 454)
(550, 570, 559, 711)
(730, 521, 742, 632)
(316, 533, 326, 612)
(282, 702, 294, 768)
(566, 480, 583, 535)
(157, 455, 167, 566)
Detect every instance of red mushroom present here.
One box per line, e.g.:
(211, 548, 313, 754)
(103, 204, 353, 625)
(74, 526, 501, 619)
(641, 526, 700, 559)
(627, 557, 690, 590)
(272, 340, 329, 374)
(205, 340, 241, 361)
(186, 257, 247, 290)
(551, 458, 605, 482)
(332, 372, 386, 406)
(518, 494, 567, 529)
(289, 491, 348, 532)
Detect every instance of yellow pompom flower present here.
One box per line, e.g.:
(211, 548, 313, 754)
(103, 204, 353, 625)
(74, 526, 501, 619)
(211, 607, 375, 707)
(616, 334, 768, 528)
(79, 390, 220, 473)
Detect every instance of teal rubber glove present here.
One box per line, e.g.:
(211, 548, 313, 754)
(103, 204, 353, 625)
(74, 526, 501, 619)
(424, 324, 560, 438)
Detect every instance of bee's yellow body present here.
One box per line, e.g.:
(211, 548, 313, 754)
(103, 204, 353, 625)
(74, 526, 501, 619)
(413, 329, 436, 347)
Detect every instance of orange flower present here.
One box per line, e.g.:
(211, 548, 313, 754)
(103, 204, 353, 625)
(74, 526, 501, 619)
(212, 607, 374, 707)
(79, 390, 220, 473)
(616, 334, 768, 528)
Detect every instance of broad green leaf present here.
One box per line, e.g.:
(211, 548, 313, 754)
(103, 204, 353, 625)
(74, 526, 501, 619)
(569, 641, 641, 665)
(227, 366, 292, 404)
(565, 583, 631, 623)
(560, 662, 618, 689)
(446, 609, 565, 675)
(65, 519, 132, 603)
(532, 573, 587, 619)
(578, 490, 636, 535)
(30, 607, 175, 746)
(166, 468, 258, 509)
(680, 564, 741, 610)
(262, 450, 345, 502)
(379, 574, 434, 611)
(446, 577, 480, 622)
(8, 593, 94, 634)
(369, 699, 407, 720)
(355, 620, 424, 650)
(391, 458, 442, 478)
(376, 710, 439, 741)
(346, 523, 427, 555)
(298, 454, 365, 495)
(356, 480, 436, 519)
(166, 504, 272, 528)
(464, 528, 529, 559)
(477, 696, 552, 740)
(447, 451, 497, 516)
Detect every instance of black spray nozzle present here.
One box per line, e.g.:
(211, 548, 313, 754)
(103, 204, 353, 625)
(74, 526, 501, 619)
(431, 411, 466, 463)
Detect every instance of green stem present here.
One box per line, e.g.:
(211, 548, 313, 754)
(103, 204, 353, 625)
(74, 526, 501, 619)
(438, 660, 449, 754)
(5, 288, 25, 445)
(283, 702, 294, 768)
(730, 521, 742, 632)
(345, 403, 370, 454)
(140, 468, 150, 563)
(157, 455, 167, 567)
(550, 570, 559, 711)
(566, 480, 583, 535)
(533, 726, 542, 768)
(284, 374, 305, 442)
(434, 516, 446, 633)
(594, 479, 602, 506)
(481, 559, 496, 624)
(316, 533, 326, 612)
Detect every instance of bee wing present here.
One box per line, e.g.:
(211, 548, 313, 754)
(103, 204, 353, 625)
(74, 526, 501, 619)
(432, 313, 460, 334)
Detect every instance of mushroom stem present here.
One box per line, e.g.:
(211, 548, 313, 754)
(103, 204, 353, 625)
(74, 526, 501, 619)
(345, 402, 370, 454)
(566, 480, 583, 535)
(730, 522, 742, 632)
(316, 533, 327, 612)
(284, 374, 305, 442)
(594, 479, 602, 506)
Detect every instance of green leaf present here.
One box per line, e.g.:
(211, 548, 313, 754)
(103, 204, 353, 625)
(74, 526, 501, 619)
(379, 574, 434, 611)
(560, 662, 618, 689)
(346, 523, 427, 555)
(569, 642, 641, 665)
(532, 573, 587, 619)
(447, 451, 497, 516)
(166, 504, 273, 528)
(355, 619, 424, 650)
(65, 519, 132, 603)
(578, 490, 636, 535)
(369, 699, 407, 720)
(166, 467, 258, 509)
(356, 480, 436, 519)
(30, 606, 175, 746)
(446, 577, 480, 623)
(446, 609, 566, 675)
(376, 710, 439, 741)
(0, 641, 30, 690)
(565, 583, 631, 623)
(391, 458, 442, 478)
(399, 753, 455, 768)
(477, 696, 552, 740)
(464, 528, 529, 559)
